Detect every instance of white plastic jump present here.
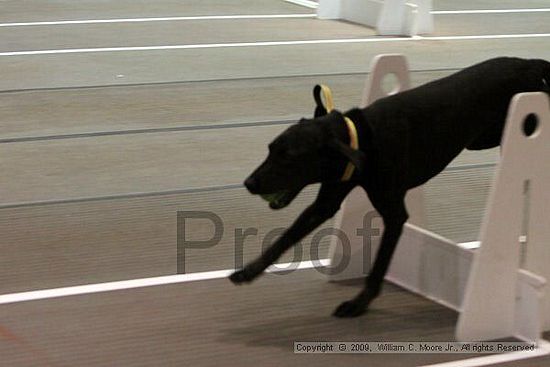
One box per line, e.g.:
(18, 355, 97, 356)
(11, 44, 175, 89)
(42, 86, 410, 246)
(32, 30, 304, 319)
(318, 0, 434, 36)
(327, 54, 550, 343)
(457, 92, 550, 343)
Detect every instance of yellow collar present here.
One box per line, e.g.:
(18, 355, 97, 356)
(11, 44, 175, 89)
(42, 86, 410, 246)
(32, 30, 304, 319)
(317, 84, 359, 181)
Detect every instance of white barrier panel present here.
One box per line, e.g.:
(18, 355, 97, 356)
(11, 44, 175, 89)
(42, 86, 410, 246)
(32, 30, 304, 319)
(457, 92, 550, 343)
(318, 0, 433, 36)
(327, 54, 427, 281)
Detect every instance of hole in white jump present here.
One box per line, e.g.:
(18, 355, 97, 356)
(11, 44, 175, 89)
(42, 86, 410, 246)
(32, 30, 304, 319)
(381, 73, 401, 96)
(522, 113, 539, 137)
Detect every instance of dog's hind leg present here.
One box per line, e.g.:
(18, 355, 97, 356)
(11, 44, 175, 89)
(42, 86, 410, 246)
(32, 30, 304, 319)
(229, 182, 355, 284)
(333, 191, 408, 318)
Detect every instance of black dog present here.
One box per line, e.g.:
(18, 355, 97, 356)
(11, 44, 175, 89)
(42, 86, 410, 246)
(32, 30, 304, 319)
(230, 57, 550, 318)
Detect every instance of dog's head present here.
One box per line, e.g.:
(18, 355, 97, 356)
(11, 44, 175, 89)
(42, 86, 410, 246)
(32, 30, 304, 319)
(244, 109, 366, 209)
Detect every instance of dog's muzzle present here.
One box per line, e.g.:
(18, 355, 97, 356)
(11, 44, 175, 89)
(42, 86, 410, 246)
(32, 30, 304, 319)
(244, 176, 260, 194)
(244, 177, 298, 209)
(260, 191, 293, 209)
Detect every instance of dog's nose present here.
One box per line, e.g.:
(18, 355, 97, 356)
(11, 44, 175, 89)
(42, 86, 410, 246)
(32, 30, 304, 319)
(244, 177, 259, 193)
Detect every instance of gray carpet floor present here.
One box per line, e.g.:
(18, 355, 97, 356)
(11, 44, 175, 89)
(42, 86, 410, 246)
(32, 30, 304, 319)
(1, 0, 549, 365)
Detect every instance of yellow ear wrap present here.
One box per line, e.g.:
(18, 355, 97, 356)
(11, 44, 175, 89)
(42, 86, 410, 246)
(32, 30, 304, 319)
(341, 117, 359, 181)
(318, 84, 335, 113)
(314, 84, 360, 181)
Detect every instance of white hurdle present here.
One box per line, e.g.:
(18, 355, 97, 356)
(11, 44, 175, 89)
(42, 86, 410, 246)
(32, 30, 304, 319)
(327, 54, 550, 343)
(317, 0, 434, 36)
(457, 93, 550, 343)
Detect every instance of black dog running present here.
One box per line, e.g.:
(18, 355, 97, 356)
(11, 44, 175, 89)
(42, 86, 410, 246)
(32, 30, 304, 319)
(230, 57, 550, 318)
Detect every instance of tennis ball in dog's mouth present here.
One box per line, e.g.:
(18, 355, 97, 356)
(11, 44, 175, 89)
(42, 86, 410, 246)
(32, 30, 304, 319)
(260, 191, 289, 208)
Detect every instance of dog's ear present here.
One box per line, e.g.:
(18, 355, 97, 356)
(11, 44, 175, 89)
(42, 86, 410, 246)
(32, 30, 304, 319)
(314, 106, 327, 118)
(328, 138, 366, 173)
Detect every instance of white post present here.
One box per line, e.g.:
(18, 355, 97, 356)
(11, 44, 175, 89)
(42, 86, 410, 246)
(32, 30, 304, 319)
(456, 92, 550, 342)
(376, 0, 417, 36)
(414, 0, 434, 34)
(317, 0, 433, 36)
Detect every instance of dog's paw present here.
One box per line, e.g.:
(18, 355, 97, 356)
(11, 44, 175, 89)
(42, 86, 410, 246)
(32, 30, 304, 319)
(229, 265, 259, 285)
(332, 299, 367, 318)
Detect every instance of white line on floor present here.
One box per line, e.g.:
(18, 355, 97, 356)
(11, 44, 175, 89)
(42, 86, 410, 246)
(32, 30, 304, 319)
(1, 8, 548, 28)
(2, 33, 550, 57)
(432, 8, 550, 15)
(0, 14, 316, 27)
(457, 241, 480, 250)
(0, 259, 330, 305)
(419, 340, 550, 367)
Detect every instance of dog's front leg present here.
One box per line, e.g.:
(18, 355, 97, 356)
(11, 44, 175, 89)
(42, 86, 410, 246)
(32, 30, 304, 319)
(230, 182, 355, 284)
(333, 192, 408, 317)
